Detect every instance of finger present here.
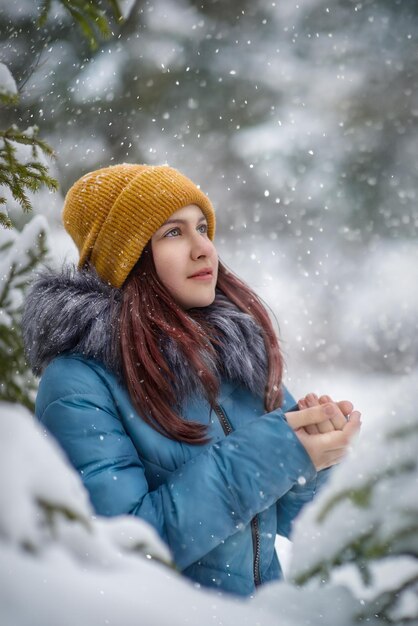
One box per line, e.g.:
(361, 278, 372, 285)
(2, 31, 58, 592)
(316, 412, 335, 433)
(304, 424, 320, 434)
(304, 428, 350, 452)
(287, 401, 354, 432)
(342, 411, 362, 440)
(297, 396, 335, 433)
(324, 401, 353, 431)
(337, 400, 354, 417)
(285, 404, 337, 430)
(319, 395, 332, 404)
(298, 397, 308, 410)
(318, 396, 354, 420)
(319, 396, 347, 431)
(319, 414, 362, 450)
(315, 397, 337, 432)
(297, 399, 316, 431)
(306, 393, 319, 407)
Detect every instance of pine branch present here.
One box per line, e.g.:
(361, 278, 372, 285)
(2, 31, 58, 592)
(0, 126, 58, 227)
(294, 520, 418, 586)
(37, 0, 53, 27)
(38, 498, 92, 535)
(0, 225, 49, 409)
(0, 91, 19, 107)
(389, 422, 418, 439)
(107, 0, 124, 22)
(0, 211, 13, 228)
(79, 2, 113, 38)
(357, 573, 418, 623)
(317, 461, 416, 523)
(37, 0, 124, 50)
(0, 126, 55, 156)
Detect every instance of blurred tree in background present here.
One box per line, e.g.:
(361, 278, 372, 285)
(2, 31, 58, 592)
(0, 0, 123, 406)
(1, 0, 417, 378)
(2, 0, 417, 237)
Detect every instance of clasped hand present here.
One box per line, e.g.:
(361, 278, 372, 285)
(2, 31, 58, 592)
(285, 393, 362, 471)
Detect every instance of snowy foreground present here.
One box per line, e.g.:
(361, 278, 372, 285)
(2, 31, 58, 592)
(1, 400, 417, 626)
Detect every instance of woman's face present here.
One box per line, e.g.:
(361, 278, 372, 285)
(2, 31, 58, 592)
(151, 204, 218, 309)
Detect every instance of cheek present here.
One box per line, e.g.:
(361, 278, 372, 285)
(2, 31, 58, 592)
(154, 254, 173, 286)
(151, 241, 169, 283)
(152, 244, 185, 290)
(210, 245, 219, 271)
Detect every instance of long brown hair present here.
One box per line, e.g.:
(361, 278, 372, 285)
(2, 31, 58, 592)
(119, 247, 284, 444)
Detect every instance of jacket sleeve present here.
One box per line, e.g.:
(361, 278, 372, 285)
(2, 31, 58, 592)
(276, 386, 332, 538)
(36, 358, 316, 570)
(276, 468, 331, 538)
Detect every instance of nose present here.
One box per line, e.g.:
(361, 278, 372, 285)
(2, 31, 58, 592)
(190, 230, 214, 260)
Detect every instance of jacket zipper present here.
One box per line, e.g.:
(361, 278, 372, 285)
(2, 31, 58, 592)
(251, 515, 262, 588)
(214, 403, 232, 436)
(213, 403, 262, 588)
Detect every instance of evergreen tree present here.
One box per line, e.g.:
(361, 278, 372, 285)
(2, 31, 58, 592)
(0, 216, 49, 409)
(0, 62, 58, 228)
(1, 0, 417, 237)
(0, 1, 124, 228)
(0, 2, 124, 407)
(0, 60, 52, 408)
(290, 404, 418, 625)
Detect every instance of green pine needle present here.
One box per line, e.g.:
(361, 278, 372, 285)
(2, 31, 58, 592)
(36, 0, 125, 49)
(0, 126, 59, 225)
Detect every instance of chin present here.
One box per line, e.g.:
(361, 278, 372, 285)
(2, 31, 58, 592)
(185, 291, 216, 309)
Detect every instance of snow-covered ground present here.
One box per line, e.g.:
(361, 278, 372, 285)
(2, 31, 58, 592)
(2, 379, 416, 625)
(290, 394, 418, 625)
(0, 402, 365, 626)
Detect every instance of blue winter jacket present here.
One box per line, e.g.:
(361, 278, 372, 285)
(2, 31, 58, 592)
(35, 354, 324, 597)
(23, 267, 328, 597)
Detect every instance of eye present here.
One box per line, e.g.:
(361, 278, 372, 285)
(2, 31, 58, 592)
(197, 223, 208, 234)
(164, 227, 181, 237)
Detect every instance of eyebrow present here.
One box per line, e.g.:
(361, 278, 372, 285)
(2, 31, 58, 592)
(162, 215, 207, 226)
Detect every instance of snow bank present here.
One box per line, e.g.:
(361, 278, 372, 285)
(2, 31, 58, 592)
(289, 396, 418, 624)
(0, 62, 17, 98)
(2, 384, 416, 623)
(0, 216, 49, 317)
(1, 402, 357, 626)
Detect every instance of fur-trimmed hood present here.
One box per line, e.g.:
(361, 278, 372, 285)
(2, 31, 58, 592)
(22, 265, 268, 402)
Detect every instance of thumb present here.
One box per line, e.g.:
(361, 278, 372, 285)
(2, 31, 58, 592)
(343, 411, 362, 439)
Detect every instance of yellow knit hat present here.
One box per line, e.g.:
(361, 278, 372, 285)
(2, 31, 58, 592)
(62, 163, 216, 288)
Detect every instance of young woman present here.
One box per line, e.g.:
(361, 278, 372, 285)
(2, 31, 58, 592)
(23, 164, 361, 597)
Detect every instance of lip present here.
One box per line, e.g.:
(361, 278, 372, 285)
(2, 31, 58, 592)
(188, 268, 213, 280)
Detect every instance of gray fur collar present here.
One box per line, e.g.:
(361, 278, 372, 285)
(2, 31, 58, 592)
(22, 265, 268, 401)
